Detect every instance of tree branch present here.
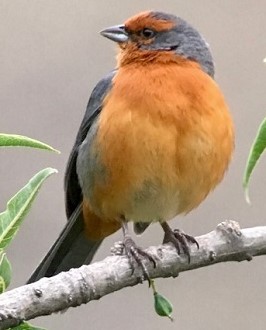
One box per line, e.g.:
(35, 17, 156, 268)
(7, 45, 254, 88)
(0, 220, 266, 329)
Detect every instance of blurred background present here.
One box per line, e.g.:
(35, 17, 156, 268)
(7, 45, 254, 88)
(1, 0, 266, 329)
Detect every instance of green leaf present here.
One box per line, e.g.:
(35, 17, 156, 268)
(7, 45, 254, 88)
(0, 168, 57, 249)
(0, 133, 60, 153)
(243, 118, 266, 203)
(149, 279, 174, 321)
(0, 251, 11, 293)
(10, 322, 46, 330)
(154, 292, 173, 321)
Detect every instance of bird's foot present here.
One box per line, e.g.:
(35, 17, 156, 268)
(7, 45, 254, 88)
(123, 234, 156, 282)
(161, 222, 199, 263)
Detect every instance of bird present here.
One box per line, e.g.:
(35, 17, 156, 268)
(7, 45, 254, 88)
(28, 10, 234, 283)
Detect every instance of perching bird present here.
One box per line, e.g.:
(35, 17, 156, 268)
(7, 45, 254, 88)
(28, 11, 234, 283)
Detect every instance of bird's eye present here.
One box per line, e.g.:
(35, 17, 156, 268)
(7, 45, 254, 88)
(140, 28, 156, 39)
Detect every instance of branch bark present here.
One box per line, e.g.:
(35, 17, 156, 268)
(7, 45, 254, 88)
(0, 220, 266, 329)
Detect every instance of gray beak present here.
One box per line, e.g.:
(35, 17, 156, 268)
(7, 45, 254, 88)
(100, 25, 128, 43)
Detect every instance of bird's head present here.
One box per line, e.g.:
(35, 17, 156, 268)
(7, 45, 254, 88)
(100, 11, 214, 77)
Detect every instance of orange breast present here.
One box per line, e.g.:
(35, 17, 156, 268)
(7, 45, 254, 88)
(87, 60, 234, 223)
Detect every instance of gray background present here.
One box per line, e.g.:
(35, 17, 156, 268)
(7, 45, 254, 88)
(1, 1, 266, 329)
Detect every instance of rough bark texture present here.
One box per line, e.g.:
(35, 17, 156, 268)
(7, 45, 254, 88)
(0, 220, 266, 329)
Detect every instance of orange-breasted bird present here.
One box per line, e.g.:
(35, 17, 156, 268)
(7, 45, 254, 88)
(28, 11, 234, 282)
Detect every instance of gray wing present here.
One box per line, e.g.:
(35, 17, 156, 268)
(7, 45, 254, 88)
(64, 70, 116, 218)
(27, 70, 116, 283)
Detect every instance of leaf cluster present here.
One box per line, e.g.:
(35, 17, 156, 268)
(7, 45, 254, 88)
(0, 134, 57, 330)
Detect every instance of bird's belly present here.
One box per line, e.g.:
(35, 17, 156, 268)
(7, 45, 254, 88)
(79, 121, 181, 221)
(86, 141, 183, 223)
(78, 106, 231, 223)
(119, 179, 181, 222)
(77, 66, 234, 223)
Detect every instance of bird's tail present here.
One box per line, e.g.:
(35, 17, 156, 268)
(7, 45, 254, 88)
(27, 205, 102, 284)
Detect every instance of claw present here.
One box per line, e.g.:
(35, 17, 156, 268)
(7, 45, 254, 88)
(123, 234, 156, 280)
(121, 220, 156, 281)
(161, 222, 199, 263)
